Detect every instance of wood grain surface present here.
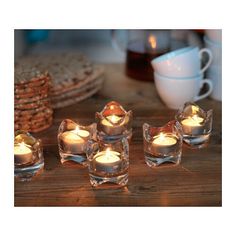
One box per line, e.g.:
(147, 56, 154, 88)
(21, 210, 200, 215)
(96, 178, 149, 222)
(14, 64, 222, 206)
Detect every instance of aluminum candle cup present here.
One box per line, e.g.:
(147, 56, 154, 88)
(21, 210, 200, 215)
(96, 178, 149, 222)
(60, 128, 90, 154)
(14, 142, 33, 165)
(92, 150, 122, 174)
(150, 133, 178, 155)
(100, 115, 129, 136)
(181, 115, 205, 135)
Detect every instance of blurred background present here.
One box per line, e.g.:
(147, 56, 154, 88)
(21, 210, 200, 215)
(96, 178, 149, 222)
(15, 29, 205, 62)
(14, 29, 221, 132)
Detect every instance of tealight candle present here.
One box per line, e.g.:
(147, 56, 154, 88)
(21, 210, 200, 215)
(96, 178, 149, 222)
(181, 115, 204, 135)
(61, 126, 90, 154)
(14, 142, 33, 165)
(143, 122, 182, 167)
(151, 133, 178, 155)
(14, 131, 44, 181)
(93, 149, 122, 173)
(101, 115, 129, 135)
(96, 101, 133, 142)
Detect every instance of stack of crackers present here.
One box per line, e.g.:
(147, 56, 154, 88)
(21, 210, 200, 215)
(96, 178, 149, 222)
(16, 53, 104, 109)
(14, 67, 53, 132)
(15, 53, 104, 132)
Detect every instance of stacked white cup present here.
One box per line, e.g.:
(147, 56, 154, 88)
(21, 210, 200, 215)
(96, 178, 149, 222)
(151, 46, 213, 109)
(204, 30, 222, 101)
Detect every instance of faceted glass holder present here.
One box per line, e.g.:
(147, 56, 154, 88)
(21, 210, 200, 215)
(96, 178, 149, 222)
(14, 130, 44, 181)
(96, 101, 133, 143)
(143, 121, 183, 168)
(87, 138, 129, 187)
(175, 102, 213, 148)
(58, 119, 96, 166)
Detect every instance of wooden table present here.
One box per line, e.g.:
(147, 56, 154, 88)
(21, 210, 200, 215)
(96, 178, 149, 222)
(14, 64, 222, 206)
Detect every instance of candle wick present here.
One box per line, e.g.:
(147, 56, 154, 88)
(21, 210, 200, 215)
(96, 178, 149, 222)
(192, 115, 199, 122)
(19, 142, 25, 150)
(73, 126, 83, 138)
(74, 126, 80, 135)
(159, 133, 165, 140)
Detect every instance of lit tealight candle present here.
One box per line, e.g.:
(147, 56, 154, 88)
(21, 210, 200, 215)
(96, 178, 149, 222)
(61, 126, 90, 154)
(14, 142, 33, 165)
(94, 149, 122, 173)
(101, 115, 128, 135)
(181, 115, 204, 135)
(151, 133, 177, 155)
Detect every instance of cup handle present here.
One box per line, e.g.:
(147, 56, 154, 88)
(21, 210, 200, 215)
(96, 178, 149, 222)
(193, 79, 213, 102)
(199, 48, 213, 74)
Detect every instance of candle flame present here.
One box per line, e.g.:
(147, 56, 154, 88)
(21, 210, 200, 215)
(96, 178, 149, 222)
(189, 114, 204, 124)
(110, 115, 117, 123)
(18, 141, 31, 150)
(74, 126, 80, 134)
(73, 125, 89, 138)
(191, 105, 199, 114)
(105, 148, 112, 158)
(19, 141, 26, 149)
(192, 115, 198, 121)
(159, 132, 165, 140)
(108, 115, 121, 124)
(148, 34, 157, 49)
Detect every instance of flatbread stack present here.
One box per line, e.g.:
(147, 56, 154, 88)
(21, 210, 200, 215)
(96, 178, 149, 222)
(16, 53, 104, 109)
(14, 66, 53, 133)
(15, 53, 104, 132)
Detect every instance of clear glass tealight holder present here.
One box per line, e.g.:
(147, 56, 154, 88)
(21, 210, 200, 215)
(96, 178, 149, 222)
(175, 102, 213, 148)
(143, 121, 183, 168)
(87, 138, 129, 187)
(58, 119, 96, 165)
(96, 101, 133, 143)
(14, 130, 44, 181)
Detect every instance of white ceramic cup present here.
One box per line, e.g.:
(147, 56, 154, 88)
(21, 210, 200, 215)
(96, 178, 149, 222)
(151, 46, 213, 78)
(154, 72, 213, 109)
